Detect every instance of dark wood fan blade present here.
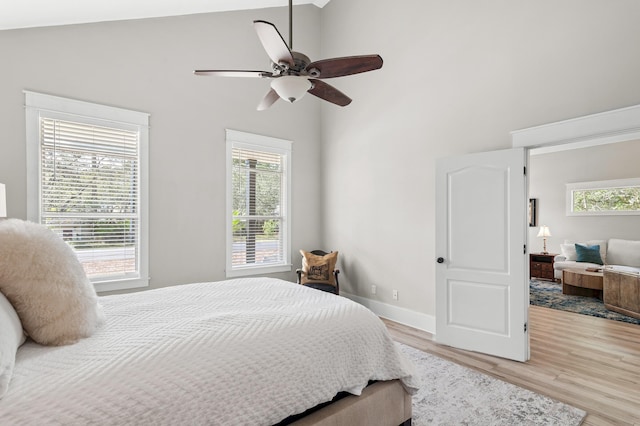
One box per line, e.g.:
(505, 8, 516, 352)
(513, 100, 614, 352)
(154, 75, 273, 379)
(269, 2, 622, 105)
(306, 55, 383, 79)
(193, 70, 273, 78)
(253, 20, 294, 67)
(257, 88, 280, 111)
(308, 79, 352, 107)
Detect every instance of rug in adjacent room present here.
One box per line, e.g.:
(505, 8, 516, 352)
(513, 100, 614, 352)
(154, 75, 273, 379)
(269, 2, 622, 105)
(529, 279, 640, 325)
(398, 343, 586, 426)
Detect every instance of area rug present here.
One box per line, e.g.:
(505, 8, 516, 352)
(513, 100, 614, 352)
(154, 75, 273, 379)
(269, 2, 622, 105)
(398, 343, 586, 425)
(529, 279, 640, 325)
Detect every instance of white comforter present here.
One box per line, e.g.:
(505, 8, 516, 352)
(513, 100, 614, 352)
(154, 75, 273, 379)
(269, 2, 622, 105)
(1, 277, 417, 425)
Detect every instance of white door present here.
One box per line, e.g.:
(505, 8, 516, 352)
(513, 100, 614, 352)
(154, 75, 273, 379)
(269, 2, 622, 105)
(435, 148, 529, 362)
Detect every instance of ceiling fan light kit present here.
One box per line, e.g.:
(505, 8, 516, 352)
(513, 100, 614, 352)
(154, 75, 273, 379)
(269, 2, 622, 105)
(194, 0, 383, 110)
(271, 76, 312, 103)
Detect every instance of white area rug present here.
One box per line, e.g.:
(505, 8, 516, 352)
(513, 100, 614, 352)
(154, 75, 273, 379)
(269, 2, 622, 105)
(399, 343, 586, 425)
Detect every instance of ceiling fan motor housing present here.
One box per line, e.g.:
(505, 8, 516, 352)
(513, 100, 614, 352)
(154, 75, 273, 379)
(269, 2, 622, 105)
(273, 51, 313, 76)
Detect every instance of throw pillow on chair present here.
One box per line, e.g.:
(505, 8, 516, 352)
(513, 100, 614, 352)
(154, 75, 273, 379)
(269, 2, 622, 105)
(298, 250, 339, 294)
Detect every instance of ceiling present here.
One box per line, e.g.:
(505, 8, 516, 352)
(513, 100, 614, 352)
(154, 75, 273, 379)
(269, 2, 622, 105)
(0, 0, 330, 31)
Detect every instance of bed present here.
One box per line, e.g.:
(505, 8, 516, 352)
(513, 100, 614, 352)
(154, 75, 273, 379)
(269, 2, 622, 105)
(0, 277, 417, 425)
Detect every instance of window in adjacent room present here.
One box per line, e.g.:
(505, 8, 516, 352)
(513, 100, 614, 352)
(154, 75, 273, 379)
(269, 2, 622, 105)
(25, 91, 149, 292)
(226, 129, 292, 277)
(567, 178, 640, 216)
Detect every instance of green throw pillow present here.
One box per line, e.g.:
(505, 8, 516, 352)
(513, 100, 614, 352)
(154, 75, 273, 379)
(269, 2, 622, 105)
(575, 243, 604, 265)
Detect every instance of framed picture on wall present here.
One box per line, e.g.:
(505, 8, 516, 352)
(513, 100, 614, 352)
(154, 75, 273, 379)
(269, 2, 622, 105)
(529, 198, 537, 227)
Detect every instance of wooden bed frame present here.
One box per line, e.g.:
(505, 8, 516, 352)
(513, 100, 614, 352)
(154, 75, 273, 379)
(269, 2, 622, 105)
(292, 380, 412, 426)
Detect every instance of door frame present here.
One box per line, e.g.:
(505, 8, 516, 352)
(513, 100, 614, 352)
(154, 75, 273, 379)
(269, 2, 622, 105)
(512, 104, 640, 285)
(510, 104, 640, 346)
(511, 104, 640, 152)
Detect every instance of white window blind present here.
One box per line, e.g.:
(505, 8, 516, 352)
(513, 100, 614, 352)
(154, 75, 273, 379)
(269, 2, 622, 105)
(40, 117, 140, 280)
(25, 91, 149, 292)
(226, 130, 291, 277)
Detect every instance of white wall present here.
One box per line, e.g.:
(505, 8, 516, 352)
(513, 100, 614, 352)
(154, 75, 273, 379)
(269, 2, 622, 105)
(319, 0, 640, 319)
(529, 139, 640, 254)
(0, 6, 324, 291)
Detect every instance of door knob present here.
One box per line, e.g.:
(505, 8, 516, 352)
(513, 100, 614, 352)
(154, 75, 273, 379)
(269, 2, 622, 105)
(437, 257, 445, 264)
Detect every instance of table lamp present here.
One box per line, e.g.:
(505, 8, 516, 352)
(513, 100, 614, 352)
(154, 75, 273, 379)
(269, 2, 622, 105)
(537, 225, 551, 254)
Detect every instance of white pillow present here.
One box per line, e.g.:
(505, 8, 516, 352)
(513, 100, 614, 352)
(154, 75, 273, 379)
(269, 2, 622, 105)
(0, 219, 104, 346)
(0, 291, 26, 398)
(560, 243, 577, 261)
(562, 240, 607, 263)
(607, 239, 640, 267)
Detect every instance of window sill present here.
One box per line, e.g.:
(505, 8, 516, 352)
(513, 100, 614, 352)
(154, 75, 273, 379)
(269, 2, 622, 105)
(94, 277, 150, 293)
(226, 264, 292, 278)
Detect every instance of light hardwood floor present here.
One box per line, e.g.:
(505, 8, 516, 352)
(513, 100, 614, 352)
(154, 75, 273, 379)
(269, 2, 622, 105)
(383, 305, 640, 426)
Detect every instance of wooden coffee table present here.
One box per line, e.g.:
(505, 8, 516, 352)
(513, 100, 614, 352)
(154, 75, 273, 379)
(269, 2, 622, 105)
(562, 268, 604, 299)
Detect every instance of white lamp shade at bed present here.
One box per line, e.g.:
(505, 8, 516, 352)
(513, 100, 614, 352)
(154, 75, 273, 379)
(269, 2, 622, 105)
(0, 183, 6, 217)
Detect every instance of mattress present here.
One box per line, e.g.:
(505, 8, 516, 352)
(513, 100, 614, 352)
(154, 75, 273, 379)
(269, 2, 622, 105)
(1, 277, 417, 425)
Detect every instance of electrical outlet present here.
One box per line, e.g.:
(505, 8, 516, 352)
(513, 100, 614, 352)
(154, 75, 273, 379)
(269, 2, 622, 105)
(393, 290, 398, 300)
(371, 285, 377, 295)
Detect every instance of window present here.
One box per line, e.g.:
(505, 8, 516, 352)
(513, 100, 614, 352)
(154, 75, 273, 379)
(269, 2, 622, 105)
(226, 129, 291, 277)
(567, 178, 640, 216)
(25, 91, 149, 292)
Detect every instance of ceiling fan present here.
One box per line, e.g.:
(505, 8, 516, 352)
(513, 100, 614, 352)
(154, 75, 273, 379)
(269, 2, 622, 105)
(194, 0, 383, 110)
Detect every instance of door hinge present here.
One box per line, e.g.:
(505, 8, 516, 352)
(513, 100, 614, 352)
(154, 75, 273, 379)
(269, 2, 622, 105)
(524, 323, 528, 333)
(524, 244, 526, 254)
(524, 166, 526, 175)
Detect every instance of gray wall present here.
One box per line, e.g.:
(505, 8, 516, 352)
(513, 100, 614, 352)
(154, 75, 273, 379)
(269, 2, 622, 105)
(529, 140, 640, 254)
(319, 0, 640, 315)
(0, 6, 324, 291)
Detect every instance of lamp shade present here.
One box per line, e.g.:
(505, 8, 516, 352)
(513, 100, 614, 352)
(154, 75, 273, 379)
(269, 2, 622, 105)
(0, 183, 6, 217)
(271, 76, 312, 103)
(536, 225, 551, 238)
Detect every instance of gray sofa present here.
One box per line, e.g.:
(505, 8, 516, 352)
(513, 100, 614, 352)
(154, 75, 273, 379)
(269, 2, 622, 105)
(553, 238, 640, 281)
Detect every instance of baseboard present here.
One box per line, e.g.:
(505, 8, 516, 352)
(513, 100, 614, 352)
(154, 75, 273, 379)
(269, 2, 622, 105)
(342, 292, 435, 335)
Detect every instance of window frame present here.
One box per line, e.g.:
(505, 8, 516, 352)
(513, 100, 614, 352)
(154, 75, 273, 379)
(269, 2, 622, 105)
(225, 129, 292, 277)
(566, 177, 640, 216)
(25, 91, 150, 293)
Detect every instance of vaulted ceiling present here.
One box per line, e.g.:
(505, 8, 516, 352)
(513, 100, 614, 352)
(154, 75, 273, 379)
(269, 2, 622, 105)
(0, 0, 330, 30)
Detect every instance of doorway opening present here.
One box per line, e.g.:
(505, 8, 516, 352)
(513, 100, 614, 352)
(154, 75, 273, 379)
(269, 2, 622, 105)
(514, 104, 640, 326)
